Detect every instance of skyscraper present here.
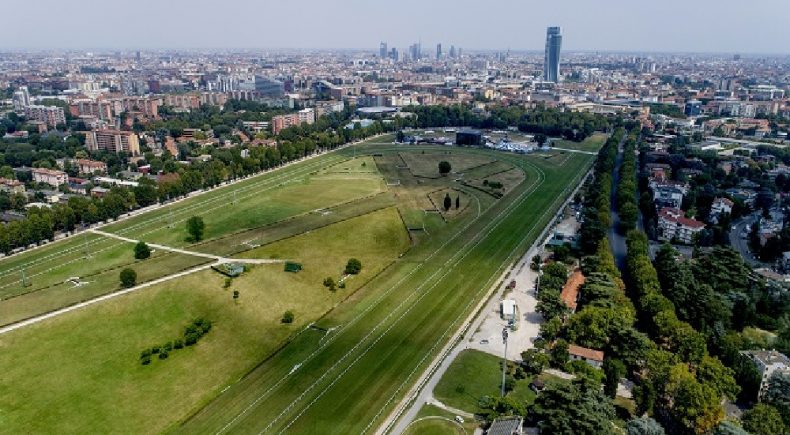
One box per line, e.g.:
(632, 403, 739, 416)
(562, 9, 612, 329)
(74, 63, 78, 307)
(543, 26, 562, 82)
(379, 42, 388, 58)
(436, 43, 442, 60)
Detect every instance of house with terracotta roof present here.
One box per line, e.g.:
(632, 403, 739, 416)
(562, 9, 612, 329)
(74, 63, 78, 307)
(568, 344, 605, 369)
(559, 269, 585, 313)
(657, 207, 705, 244)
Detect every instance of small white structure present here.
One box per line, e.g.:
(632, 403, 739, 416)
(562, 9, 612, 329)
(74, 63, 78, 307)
(500, 299, 517, 321)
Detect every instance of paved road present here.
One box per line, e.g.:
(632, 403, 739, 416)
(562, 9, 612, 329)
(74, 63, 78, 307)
(729, 213, 766, 267)
(551, 147, 598, 156)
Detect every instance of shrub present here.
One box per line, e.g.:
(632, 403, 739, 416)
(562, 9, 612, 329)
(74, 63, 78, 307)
(345, 258, 362, 275)
(158, 351, 169, 360)
(184, 333, 198, 346)
(282, 310, 295, 324)
(134, 241, 151, 259)
(140, 349, 152, 359)
(163, 342, 172, 352)
(151, 346, 161, 354)
(173, 339, 184, 349)
(141, 356, 151, 365)
(438, 161, 452, 175)
(119, 268, 137, 288)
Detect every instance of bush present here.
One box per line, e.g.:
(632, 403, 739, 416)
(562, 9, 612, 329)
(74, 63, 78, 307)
(173, 339, 184, 349)
(140, 349, 152, 359)
(151, 346, 161, 354)
(438, 161, 452, 175)
(184, 333, 198, 346)
(163, 342, 173, 352)
(141, 356, 151, 365)
(119, 268, 137, 288)
(158, 351, 169, 360)
(282, 310, 295, 324)
(134, 241, 151, 259)
(345, 258, 362, 275)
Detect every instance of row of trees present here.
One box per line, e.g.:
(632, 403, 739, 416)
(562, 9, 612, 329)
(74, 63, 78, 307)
(625, 231, 740, 434)
(617, 132, 639, 232)
(578, 128, 625, 254)
(403, 105, 613, 142)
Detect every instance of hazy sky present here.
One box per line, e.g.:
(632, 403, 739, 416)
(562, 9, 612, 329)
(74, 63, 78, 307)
(6, 0, 790, 53)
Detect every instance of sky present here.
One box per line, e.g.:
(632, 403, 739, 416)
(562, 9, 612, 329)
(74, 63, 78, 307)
(5, 0, 790, 54)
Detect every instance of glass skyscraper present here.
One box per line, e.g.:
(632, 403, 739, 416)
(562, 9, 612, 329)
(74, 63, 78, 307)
(544, 26, 562, 82)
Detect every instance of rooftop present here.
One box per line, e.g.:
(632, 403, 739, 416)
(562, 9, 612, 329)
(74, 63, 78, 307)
(568, 344, 604, 362)
(487, 416, 522, 435)
(559, 269, 584, 312)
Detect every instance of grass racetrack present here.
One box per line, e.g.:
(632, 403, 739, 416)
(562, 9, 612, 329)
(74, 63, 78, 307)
(177, 144, 594, 434)
(0, 135, 595, 434)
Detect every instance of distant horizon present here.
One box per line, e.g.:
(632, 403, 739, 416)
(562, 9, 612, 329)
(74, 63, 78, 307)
(2, 46, 789, 58)
(4, 0, 790, 54)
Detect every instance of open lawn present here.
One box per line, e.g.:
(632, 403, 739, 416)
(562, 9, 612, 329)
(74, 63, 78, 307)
(398, 151, 496, 179)
(403, 417, 466, 435)
(0, 208, 410, 433)
(177, 145, 594, 434)
(552, 132, 607, 152)
(434, 349, 536, 414)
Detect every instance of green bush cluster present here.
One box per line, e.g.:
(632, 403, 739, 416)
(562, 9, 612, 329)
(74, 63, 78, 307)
(139, 318, 212, 366)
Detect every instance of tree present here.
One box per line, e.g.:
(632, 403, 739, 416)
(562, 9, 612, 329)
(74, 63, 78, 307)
(134, 241, 151, 259)
(626, 416, 665, 435)
(323, 277, 336, 291)
(455, 196, 460, 209)
(713, 421, 749, 435)
(186, 216, 205, 242)
(443, 193, 452, 211)
(535, 133, 548, 146)
(741, 403, 784, 435)
(233, 290, 239, 302)
(550, 339, 569, 368)
(530, 378, 616, 434)
(345, 258, 362, 275)
(604, 358, 626, 398)
(764, 371, 790, 426)
(520, 349, 549, 375)
(120, 268, 137, 288)
(438, 160, 452, 176)
(281, 310, 294, 324)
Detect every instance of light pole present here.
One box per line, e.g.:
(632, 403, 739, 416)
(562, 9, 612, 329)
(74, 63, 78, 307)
(500, 327, 509, 397)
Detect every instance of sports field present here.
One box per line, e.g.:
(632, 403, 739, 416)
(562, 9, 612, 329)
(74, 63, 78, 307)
(0, 135, 596, 433)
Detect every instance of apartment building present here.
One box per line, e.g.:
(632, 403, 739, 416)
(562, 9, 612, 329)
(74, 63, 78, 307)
(24, 105, 66, 127)
(657, 207, 706, 244)
(32, 168, 68, 188)
(85, 130, 141, 155)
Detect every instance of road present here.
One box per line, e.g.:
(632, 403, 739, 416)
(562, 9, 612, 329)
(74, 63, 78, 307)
(729, 213, 765, 267)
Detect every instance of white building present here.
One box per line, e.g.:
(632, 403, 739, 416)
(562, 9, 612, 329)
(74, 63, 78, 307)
(658, 207, 706, 244)
(742, 350, 790, 400)
(500, 299, 517, 322)
(710, 197, 734, 223)
(32, 168, 68, 188)
(568, 344, 604, 369)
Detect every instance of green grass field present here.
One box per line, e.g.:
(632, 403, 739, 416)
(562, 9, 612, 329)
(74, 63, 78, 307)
(0, 135, 595, 434)
(552, 132, 607, 152)
(434, 349, 536, 414)
(403, 417, 466, 435)
(176, 145, 593, 434)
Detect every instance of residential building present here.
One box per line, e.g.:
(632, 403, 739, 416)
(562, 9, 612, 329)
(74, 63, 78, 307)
(568, 344, 604, 369)
(32, 168, 68, 188)
(543, 27, 562, 82)
(271, 113, 302, 134)
(24, 105, 66, 127)
(85, 130, 141, 155)
(0, 178, 25, 194)
(657, 207, 706, 244)
(710, 197, 734, 222)
(12, 86, 30, 113)
(75, 159, 108, 175)
(741, 350, 790, 400)
(487, 417, 523, 435)
(298, 108, 315, 124)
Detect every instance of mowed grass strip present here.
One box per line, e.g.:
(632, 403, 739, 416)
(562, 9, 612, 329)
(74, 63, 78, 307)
(177, 150, 592, 434)
(0, 207, 410, 434)
(552, 132, 607, 152)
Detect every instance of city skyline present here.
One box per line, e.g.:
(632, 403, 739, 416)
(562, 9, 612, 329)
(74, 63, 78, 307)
(3, 0, 790, 54)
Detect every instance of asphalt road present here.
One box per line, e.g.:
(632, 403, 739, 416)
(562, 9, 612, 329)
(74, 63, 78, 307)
(729, 213, 766, 267)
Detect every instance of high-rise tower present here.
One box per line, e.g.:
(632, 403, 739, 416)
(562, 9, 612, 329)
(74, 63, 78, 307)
(543, 26, 562, 82)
